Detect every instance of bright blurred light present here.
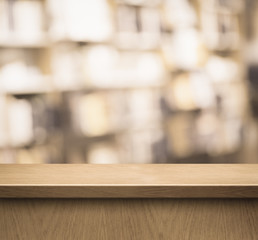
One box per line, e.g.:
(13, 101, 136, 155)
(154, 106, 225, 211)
(205, 56, 239, 83)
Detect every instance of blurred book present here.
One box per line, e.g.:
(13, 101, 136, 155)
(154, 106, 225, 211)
(167, 114, 196, 158)
(118, 127, 164, 163)
(7, 97, 34, 147)
(161, 28, 206, 70)
(205, 56, 240, 83)
(51, 44, 83, 90)
(0, 49, 46, 93)
(87, 143, 120, 164)
(72, 93, 112, 137)
(139, 7, 161, 49)
(13, 0, 45, 42)
(164, 72, 215, 111)
(47, 0, 113, 42)
(126, 89, 161, 128)
(116, 5, 161, 49)
(82, 45, 165, 87)
(0, 0, 45, 44)
(201, 0, 243, 51)
(0, 96, 8, 147)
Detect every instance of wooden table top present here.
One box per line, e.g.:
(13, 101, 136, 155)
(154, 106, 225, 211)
(0, 164, 258, 198)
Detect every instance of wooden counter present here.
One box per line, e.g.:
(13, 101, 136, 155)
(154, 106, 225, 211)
(0, 164, 258, 239)
(0, 164, 258, 198)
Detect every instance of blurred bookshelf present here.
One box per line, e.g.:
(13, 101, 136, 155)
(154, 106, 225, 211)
(0, 0, 257, 164)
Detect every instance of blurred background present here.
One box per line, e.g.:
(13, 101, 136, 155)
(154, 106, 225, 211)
(0, 0, 258, 164)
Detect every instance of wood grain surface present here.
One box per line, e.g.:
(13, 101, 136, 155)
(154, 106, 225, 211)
(1, 164, 258, 198)
(0, 198, 258, 240)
